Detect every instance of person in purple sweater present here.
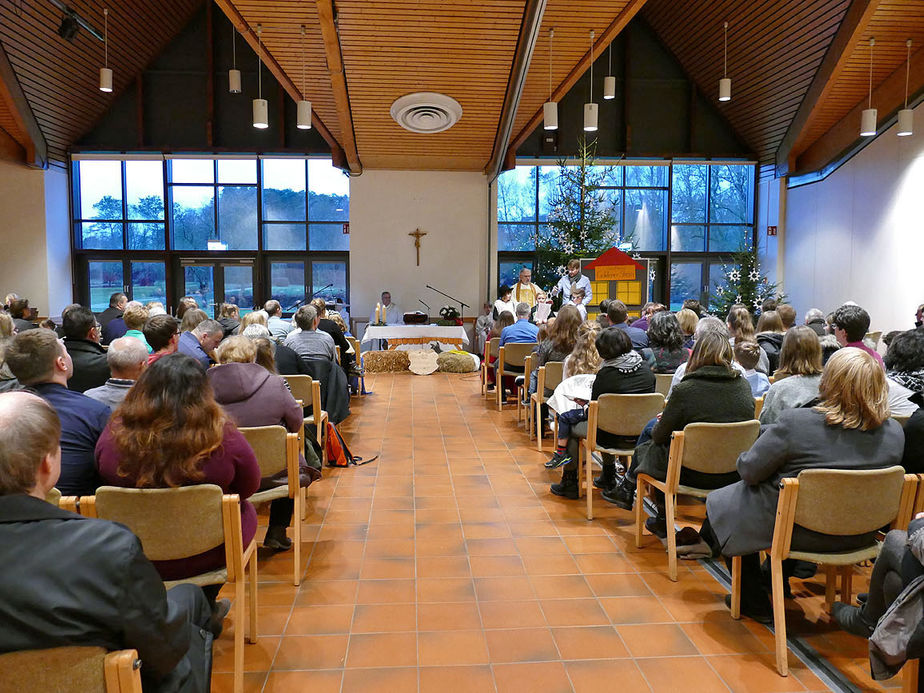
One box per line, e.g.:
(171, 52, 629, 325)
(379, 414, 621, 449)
(95, 353, 260, 605)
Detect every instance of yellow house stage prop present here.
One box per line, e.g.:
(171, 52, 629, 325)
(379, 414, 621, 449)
(580, 248, 651, 320)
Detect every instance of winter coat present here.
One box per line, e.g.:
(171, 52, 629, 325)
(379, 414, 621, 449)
(64, 338, 111, 393)
(705, 408, 905, 556)
(217, 316, 240, 338)
(756, 332, 784, 374)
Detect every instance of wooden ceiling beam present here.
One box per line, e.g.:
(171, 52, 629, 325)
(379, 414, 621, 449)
(213, 0, 349, 171)
(795, 43, 924, 174)
(485, 0, 548, 181)
(0, 42, 47, 168)
(774, 0, 882, 177)
(505, 0, 649, 160)
(315, 0, 362, 175)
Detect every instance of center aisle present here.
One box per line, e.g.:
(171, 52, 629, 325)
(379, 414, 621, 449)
(211, 372, 830, 692)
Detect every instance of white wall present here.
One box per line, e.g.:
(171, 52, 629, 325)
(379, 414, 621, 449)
(349, 169, 489, 326)
(0, 159, 72, 316)
(784, 102, 924, 332)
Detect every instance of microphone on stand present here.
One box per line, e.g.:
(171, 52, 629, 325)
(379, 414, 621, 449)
(418, 299, 431, 311)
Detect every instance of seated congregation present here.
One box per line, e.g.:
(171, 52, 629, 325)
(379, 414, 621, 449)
(1, 279, 924, 690)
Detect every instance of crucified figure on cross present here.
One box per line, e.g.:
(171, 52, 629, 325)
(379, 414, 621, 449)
(409, 228, 427, 266)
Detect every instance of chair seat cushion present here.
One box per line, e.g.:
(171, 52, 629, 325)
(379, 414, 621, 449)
(789, 543, 881, 565)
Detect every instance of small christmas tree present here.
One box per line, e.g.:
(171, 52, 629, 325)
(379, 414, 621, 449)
(709, 246, 783, 320)
(535, 137, 624, 289)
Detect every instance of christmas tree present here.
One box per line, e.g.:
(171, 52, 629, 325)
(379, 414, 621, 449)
(709, 245, 783, 320)
(535, 137, 625, 288)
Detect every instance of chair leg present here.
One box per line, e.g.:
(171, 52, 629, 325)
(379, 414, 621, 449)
(292, 491, 302, 587)
(730, 556, 741, 619)
(247, 550, 258, 645)
(301, 486, 308, 521)
(233, 575, 244, 693)
(840, 565, 853, 605)
(535, 400, 543, 451)
(771, 556, 789, 677)
(634, 477, 647, 548)
(585, 446, 593, 521)
(824, 565, 837, 611)
(665, 491, 678, 582)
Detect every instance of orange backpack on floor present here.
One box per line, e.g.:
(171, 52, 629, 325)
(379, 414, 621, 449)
(326, 421, 377, 467)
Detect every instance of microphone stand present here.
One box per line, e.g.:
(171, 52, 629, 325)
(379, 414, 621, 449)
(426, 284, 469, 321)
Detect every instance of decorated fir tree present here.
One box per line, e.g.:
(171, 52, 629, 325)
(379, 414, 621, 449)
(535, 137, 624, 288)
(709, 245, 783, 319)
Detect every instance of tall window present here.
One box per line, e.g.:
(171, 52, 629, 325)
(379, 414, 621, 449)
(72, 156, 350, 316)
(496, 160, 755, 311)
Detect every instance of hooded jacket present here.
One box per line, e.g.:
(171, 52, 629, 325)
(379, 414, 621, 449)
(207, 362, 302, 434)
(755, 331, 785, 374)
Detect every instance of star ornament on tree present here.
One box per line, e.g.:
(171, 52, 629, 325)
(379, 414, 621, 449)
(729, 270, 741, 282)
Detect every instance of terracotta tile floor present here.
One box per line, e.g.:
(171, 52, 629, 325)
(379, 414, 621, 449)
(210, 372, 896, 692)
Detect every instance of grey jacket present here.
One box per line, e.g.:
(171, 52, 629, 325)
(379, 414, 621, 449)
(758, 374, 821, 425)
(706, 407, 905, 556)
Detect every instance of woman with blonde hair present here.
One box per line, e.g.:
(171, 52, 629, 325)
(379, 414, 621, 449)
(702, 348, 904, 622)
(759, 326, 823, 424)
(675, 308, 699, 350)
(727, 306, 769, 373)
(239, 309, 269, 332)
(207, 336, 319, 550)
(563, 320, 602, 378)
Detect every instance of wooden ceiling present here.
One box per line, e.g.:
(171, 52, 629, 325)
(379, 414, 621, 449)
(0, 0, 202, 166)
(5, 0, 924, 176)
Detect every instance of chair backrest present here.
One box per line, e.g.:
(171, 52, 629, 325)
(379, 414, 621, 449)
(654, 373, 673, 398)
(543, 361, 565, 391)
(45, 487, 61, 506)
(334, 345, 341, 364)
(792, 466, 907, 537)
(499, 342, 536, 369)
(348, 336, 361, 357)
(675, 420, 761, 476)
(594, 393, 665, 437)
(0, 646, 141, 693)
(754, 396, 764, 419)
(485, 337, 499, 360)
(283, 374, 313, 403)
(93, 485, 226, 561)
(238, 425, 288, 478)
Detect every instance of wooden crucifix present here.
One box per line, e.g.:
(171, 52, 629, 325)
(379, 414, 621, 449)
(409, 228, 427, 266)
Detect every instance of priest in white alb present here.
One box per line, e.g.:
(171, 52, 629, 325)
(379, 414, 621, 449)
(366, 290, 403, 349)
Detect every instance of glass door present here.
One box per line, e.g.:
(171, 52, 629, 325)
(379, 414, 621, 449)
(177, 260, 254, 317)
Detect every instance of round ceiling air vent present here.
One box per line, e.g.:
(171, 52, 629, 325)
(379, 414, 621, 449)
(390, 92, 463, 134)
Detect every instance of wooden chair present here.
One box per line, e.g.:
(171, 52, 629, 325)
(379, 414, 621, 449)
(532, 361, 564, 450)
(754, 396, 764, 419)
(334, 345, 341, 364)
(346, 336, 366, 394)
(579, 393, 665, 520)
(238, 425, 303, 586)
(730, 466, 917, 677)
(654, 373, 673, 399)
(0, 646, 142, 692)
(480, 337, 499, 396)
(636, 420, 760, 581)
(45, 487, 79, 512)
(496, 342, 536, 411)
(283, 374, 329, 468)
(81, 485, 258, 693)
(516, 354, 534, 423)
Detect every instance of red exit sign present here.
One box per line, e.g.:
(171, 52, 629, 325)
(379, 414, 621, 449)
(767, 225, 778, 236)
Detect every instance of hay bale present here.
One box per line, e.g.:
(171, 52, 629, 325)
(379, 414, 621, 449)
(437, 351, 477, 373)
(362, 350, 410, 373)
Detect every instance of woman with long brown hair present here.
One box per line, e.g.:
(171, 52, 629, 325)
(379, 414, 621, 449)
(95, 353, 261, 597)
(759, 325, 823, 424)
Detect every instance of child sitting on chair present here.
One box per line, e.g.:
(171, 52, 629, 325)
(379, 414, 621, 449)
(734, 340, 770, 397)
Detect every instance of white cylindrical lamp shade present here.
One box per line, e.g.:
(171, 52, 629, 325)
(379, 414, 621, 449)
(860, 108, 877, 136)
(297, 100, 312, 129)
(583, 102, 598, 132)
(543, 101, 558, 130)
(897, 108, 913, 136)
(228, 69, 242, 93)
(718, 77, 731, 102)
(252, 98, 269, 129)
(99, 67, 113, 93)
(603, 75, 616, 100)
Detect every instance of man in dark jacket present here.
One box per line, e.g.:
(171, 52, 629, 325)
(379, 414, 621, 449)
(0, 391, 216, 693)
(96, 291, 127, 331)
(4, 329, 110, 495)
(62, 305, 110, 393)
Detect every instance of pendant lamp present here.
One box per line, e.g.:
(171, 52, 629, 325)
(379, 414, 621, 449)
(297, 25, 312, 129)
(860, 37, 877, 136)
(898, 39, 913, 136)
(253, 24, 268, 129)
(99, 9, 112, 92)
(718, 22, 731, 101)
(583, 30, 597, 132)
(229, 26, 241, 93)
(543, 28, 558, 130)
(603, 42, 615, 100)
